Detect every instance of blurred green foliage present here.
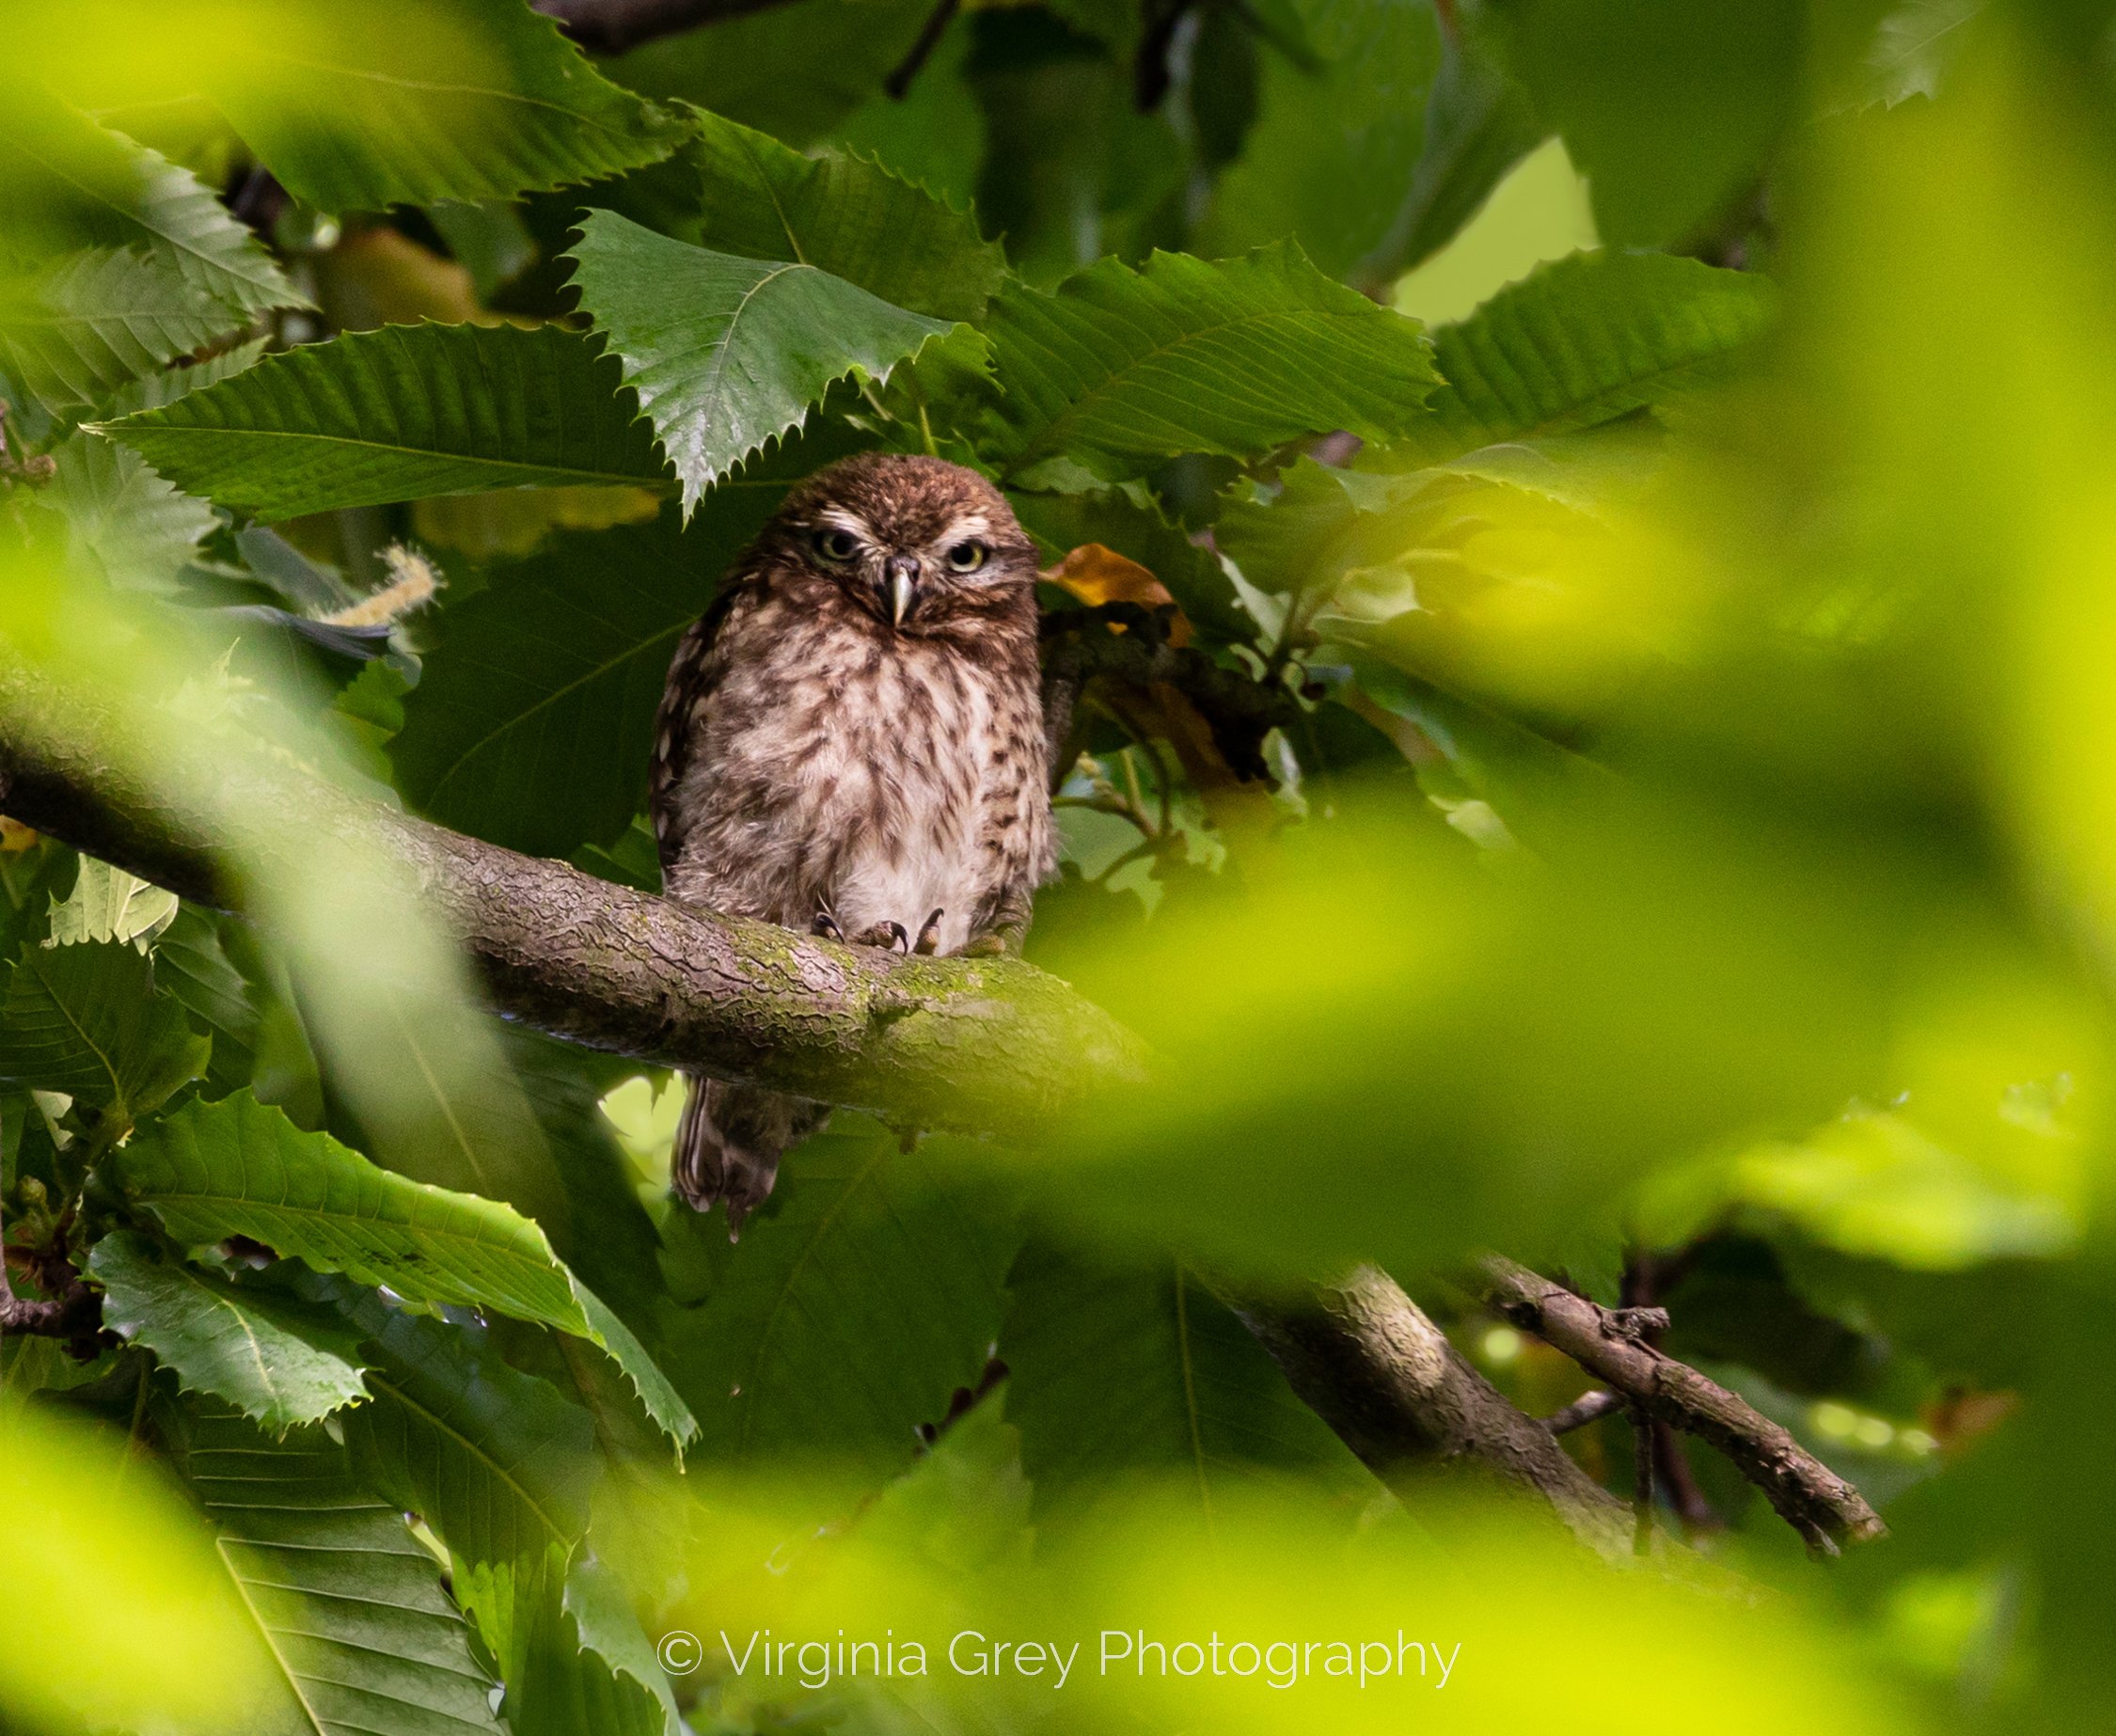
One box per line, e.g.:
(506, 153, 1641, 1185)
(6, 0, 2116, 1730)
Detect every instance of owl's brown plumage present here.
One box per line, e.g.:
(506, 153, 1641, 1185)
(650, 453, 1054, 1232)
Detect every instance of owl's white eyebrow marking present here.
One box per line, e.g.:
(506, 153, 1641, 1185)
(936, 513, 995, 544)
(815, 507, 873, 540)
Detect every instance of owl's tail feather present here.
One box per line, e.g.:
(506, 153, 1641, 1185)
(671, 1074, 828, 1240)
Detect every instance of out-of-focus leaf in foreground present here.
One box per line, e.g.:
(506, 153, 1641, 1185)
(1017, 782, 2097, 1286)
(620, 1470, 1908, 1735)
(20, 0, 686, 211)
(0, 1402, 274, 1732)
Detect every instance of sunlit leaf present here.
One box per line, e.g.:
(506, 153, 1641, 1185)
(0, 82, 301, 317)
(44, 854, 177, 947)
(566, 208, 951, 513)
(47, 0, 688, 211)
(114, 1091, 699, 1451)
(0, 1402, 274, 1733)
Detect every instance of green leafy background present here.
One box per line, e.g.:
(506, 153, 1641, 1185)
(2, 1, 2108, 1733)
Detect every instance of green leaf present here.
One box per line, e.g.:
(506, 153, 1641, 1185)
(0, 939, 207, 1122)
(980, 244, 1440, 487)
(336, 1292, 597, 1683)
(113, 1091, 699, 1453)
(182, 0, 685, 211)
(27, 433, 219, 592)
(1489, 0, 1803, 246)
(90, 1232, 371, 1431)
(1002, 1242, 1374, 1529)
(44, 855, 177, 948)
(0, 246, 230, 413)
(566, 208, 951, 513)
(689, 107, 1007, 323)
(1391, 249, 1782, 462)
(101, 338, 269, 417)
(98, 323, 672, 523)
(389, 433, 844, 859)
(1380, 24, 1544, 279)
(0, 83, 302, 318)
(662, 1118, 1020, 1483)
(166, 1403, 507, 1736)
(0, 838, 74, 961)
(154, 903, 261, 1097)
(509, 1557, 680, 1736)
(1196, 0, 1445, 282)
(603, 0, 937, 149)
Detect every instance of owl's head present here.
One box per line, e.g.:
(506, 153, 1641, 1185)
(771, 453, 1038, 630)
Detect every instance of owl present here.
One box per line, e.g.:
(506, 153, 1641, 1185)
(649, 453, 1055, 1234)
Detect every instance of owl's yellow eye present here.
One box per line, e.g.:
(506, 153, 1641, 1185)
(945, 540, 988, 574)
(813, 528, 860, 561)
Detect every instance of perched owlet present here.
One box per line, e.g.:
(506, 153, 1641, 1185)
(650, 453, 1054, 1233)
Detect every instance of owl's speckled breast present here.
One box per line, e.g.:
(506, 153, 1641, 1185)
(657, 580, 1049, 958)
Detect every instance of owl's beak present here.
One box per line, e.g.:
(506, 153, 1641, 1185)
(883, 555, 920, 626)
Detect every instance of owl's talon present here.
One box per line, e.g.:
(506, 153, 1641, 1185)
(811, 907, 845, 941)
(913, 908, 944, 955)
(853, 921, 909, 953)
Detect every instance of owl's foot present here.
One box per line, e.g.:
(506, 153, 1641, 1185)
(913, 908, 944, 955)
(852, 920, 909, 953)
(811, 907, 845, 941)
(961, 931, 1009, 957)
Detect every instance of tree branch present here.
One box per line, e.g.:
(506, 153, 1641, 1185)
(0, 667, 1150, 1143)
(533, 0, 807, 54)
(1229, 1266, 1634, 1557)
(0, 660, 1884, 1557)
(1475, 1255, 1887, 1555)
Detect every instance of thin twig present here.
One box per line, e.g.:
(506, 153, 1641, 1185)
(1544, 1388, 1622, 1433)
(1473, 1255, 1886, 1555)
(884, 0, 960, 99)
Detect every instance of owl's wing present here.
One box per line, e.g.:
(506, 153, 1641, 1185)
(648, 581, 745, 871)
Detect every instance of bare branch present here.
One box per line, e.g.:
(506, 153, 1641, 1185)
(1544, 1388, 1622, 1433)
(1227, 1266, 1634, 1559)
(1475, 1255, 1887, 1555)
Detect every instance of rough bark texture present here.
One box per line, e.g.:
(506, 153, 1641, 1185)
(1231, 1267, 1633, 1558)
(1477, 1256, 1887, 1553)
(0, 667, 1148, 1143)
